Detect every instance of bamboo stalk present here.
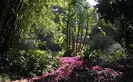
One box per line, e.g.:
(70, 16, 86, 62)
(81, 20, 89, 50)
(76, 22, 81, 53)
(79, 25, 83, 51)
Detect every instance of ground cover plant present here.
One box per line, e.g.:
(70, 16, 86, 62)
(1, 0, 133, 82)
(12, 56, 122, 82)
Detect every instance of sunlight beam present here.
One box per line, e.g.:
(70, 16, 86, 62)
(86, 0, 97, 6)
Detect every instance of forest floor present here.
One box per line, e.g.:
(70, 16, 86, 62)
(13, 56, 122, 82)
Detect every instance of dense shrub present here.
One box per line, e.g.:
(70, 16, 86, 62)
(89, 34, 115, 51)
(84, 42, 126, 74)
(105, 43, 124, 55)
(96, 43, 126, 64)
(85, 32, 126, 66)
(6, 50, 59, 79)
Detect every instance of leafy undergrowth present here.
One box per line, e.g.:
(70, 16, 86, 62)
(13, 56, 123, 82)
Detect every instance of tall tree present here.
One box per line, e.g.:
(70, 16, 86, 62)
(0, 0, 24, 71)
(96, 0, 133, 53)
(0, 0, 23, 53)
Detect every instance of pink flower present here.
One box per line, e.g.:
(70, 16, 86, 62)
(92, 66, 101, 71)
(111, 72, 118, 77)
(97, 71, 103, 75)
(104, 68, 113, 72)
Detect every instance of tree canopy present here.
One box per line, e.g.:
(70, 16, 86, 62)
(96, 0, 133, 52)
(1, 0, 133, 81)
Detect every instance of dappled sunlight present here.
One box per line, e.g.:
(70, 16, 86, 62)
(1, 0, 133, 81)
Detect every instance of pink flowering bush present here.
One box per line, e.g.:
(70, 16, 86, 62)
(22, 56, 122, 82)
(91, 66, 121, 82)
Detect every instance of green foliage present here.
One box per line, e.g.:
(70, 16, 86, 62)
(0, 0, 24, 66)
(33, 25, 62, 50)
(84, 48, 103, 59)
(0, 75, 10, 82)
(60, 0, 95, 56)
(84, 46, 126, 68)
(96, 2, 133, 80)
(96, 0, 133, 23)
(17, 0, 68, 51)
(0, 0, 74, 79)
(84, 23, 126, 63)
(89, 34, 115, 51)
(101, 51, 126, 63)
(96, 0, 133, 53)
(7, 50, 59, 79)
(105, 43, 124, 55)
(2, 0, 132, 81)
(97, 19, 115, 36)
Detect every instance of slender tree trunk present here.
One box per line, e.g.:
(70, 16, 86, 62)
(66, 19, 70, 56)
(81, 19, 89, 50)
(72, 28, 75, 53)
(76, 23, 81, 53)
(79, 25, 83, 51)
